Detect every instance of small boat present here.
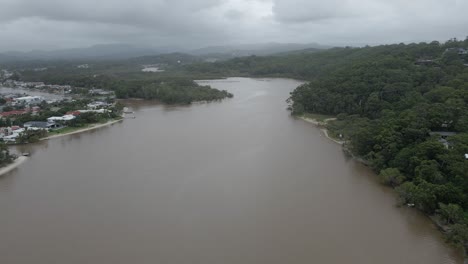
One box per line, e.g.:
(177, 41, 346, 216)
(22, 152, 30, 157)
(123, 107, 134, 114)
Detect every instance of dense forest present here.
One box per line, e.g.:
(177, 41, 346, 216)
(21, 72, 232, 104)
(284, 39, 468, 249)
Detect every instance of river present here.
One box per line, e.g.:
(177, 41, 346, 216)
(0, 78, 463, 264)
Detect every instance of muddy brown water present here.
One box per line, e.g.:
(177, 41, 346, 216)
(0, 78, 463, 264)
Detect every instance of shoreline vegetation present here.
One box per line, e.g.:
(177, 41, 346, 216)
(18, 72, 234, 104)
(0, 156, 27, 176)
(299, 112, 467, 258)
(297, 114, 344, 145)
(0, 117, 124, 177)
(283, 40, 468, 256)
(42, 118, 123, 140)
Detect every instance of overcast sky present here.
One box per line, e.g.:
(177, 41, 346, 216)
(0, 0, 467, 51)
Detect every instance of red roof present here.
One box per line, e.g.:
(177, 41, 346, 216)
(0, 110, 28, 117)
(66, 111, 81, 116)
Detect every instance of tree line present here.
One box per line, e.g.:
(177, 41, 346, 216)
(287, 38, 468, 249)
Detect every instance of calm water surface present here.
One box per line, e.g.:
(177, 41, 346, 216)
(0, 78, 463, 264)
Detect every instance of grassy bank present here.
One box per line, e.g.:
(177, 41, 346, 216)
(298, 113, 344, 145)
(43, 117, 123, 140)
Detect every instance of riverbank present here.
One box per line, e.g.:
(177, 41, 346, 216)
(41, 118, 123, 141)
(0, 119, 123, 176)
(299, 113, 467, 260)
(0, 156, 28, 177)
(298, 115, 344, 145)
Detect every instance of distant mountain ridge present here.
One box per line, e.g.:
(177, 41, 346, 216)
(0, 42, 329, 63)
(0, 44, 170, 62)
(190, 42, 329, 57)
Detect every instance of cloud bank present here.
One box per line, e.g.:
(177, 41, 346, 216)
(0, 0, 466, 51)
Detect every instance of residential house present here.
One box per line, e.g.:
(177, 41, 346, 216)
(88, 89, 114, 96)
(87, 101, 110, 109)
(77, 109, 108, 114)
(66, 111, 81, 116)
(13, 96, 44, 106)
(0, 109, 28, 118)
(24, 121, 60, 130)
(47, 115, 76, 123)
(3, 133, 20, 142)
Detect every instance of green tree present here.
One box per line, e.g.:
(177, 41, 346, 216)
(0, 142, 14, 166)
(396, 182, 419, 204)
(436, 203, 464, 224)
(446, 224, 468, 247)
(415, 160, 445, 184)
(378, 167, 406, 186)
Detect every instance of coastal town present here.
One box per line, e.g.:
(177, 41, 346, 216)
(0, 69, 123, 145)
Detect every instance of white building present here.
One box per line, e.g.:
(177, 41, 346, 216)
(47, 115, 76, 123)
(3, 133, 20, 142)
(77, 109, 109, 114)
(87, 101, 110, 109)
(14, 96, 45, 105)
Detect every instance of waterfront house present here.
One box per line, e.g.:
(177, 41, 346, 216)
(24, 121, 60, 130)
(3, 133, 19, 142)
(77, 109, 108, 114)
(47, 115, 76, 123)
(87, 101, 110, 109)
(88, 89, 113, 96)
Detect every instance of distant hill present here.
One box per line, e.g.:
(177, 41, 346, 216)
(128, 52, 202, 65)
(0, 53, 19, 63)
(189, 43, 329, 58)
(0, 44, 174, 62)
(0, 42, 329, 63)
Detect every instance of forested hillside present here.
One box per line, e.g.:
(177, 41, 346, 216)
(286, 39, 468, 249)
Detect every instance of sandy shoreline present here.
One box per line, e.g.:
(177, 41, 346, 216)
(0, 119, 123, 176)
(0, 156, 28, 176)
(298, 116, 344, 145)
(41, 119, 123, 141)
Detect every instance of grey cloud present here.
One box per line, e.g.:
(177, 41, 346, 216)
(272, 0, 354, 23)
(0, 0, 467, 52)
(225, 9, 245, 20)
